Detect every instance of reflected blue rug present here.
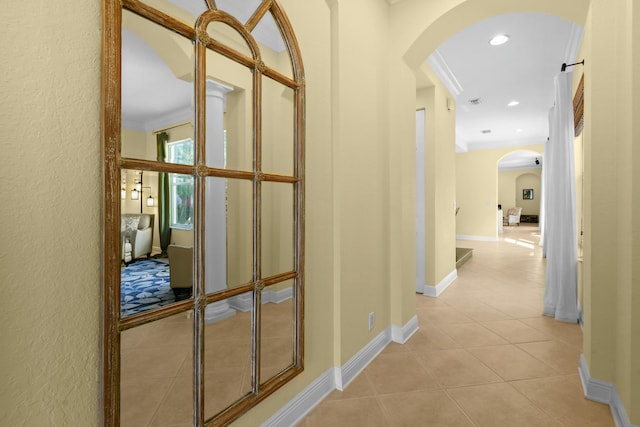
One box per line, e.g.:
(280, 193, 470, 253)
(121, 259, 173, 317)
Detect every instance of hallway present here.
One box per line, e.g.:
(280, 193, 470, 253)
(299, 225, 614, 426)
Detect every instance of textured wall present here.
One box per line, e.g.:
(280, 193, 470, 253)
(0, 1, 102, 425)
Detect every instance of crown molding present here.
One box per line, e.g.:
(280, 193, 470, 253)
(426, 49, 463, 97)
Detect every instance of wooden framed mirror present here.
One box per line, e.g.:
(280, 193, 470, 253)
(102, 1, 305, 425)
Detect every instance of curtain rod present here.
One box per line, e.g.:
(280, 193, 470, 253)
(153, 120, 192, 134)
(561, 59, 584, 72)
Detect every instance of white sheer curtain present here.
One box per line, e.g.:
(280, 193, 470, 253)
(543, 72, 578, 323)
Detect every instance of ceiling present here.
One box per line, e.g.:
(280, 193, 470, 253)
(428, 12, 583, 169)
(123, 6, 583, 170)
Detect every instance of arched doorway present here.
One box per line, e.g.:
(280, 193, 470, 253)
(498, 150, 543, 231)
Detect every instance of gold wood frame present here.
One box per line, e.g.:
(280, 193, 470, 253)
(102, 1, 305, 425)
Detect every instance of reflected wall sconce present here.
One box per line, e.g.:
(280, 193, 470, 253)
(129, 171, 154, 212)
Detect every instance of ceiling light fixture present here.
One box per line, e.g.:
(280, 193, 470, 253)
(516, 128, 524, 133)
(489, 34, 510, 46)
(508, 100, 519, 107)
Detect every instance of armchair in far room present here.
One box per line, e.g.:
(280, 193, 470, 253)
(506, 207, 522, 226)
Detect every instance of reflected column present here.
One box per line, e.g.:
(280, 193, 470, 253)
(204, 79, 235, 323)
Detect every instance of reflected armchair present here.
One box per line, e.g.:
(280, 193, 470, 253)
(167, 244, 193, 301)
(121, 213, 154, 264)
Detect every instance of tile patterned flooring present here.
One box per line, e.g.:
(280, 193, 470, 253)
(120, 298, 294, 426)
(120, 225, 614, 426)
(299, 225, 615, 427)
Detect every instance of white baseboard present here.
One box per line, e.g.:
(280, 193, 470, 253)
(260, 368, 336, 427)
(335, 327, 391, 390)
(456, 234, 499, 242)
(391, 315, 419, 344)
(422, 269, 457, 297)
(262, 287, 294, 304)
(262, 315, 420, 426)
(579, 355, 638, 427)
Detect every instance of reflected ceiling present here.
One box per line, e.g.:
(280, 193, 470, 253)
(122, 0, 285, 131)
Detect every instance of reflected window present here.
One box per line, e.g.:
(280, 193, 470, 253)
(167, 139, 194, 229)
(167, 138, 194, 165)
(169, 174, 193, 229)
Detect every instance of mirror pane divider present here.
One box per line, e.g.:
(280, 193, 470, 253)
(120, 158, 194, 175)
(123, 0, 196, 41)
(197, 10, 260, 70)
(262, 173, 298, 183)
(245, 1, 272, 32)
(196, 166, 255, 180)
(194, 24, 207, 427)
(262, 68, 298, 90)
(117, 298, 192, 331)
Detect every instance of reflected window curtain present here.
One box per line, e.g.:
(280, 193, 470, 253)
(543, 72, 578, 322)
(157, 131, 171, 257)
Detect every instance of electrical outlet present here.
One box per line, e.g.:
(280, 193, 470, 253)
(368, 312, 375, 331)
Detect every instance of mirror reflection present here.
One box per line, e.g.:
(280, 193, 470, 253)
(204, 177, 253, 299)
(204, 292, 253, 418)
(120, 312, 194, 426)
(260, 281, 295, 383)
(262, 76, 294, 176)
(121, 10, 194, 164)
(110, 0, 304, 424)
(205, 50, 253, 172)
(262, 182, 294, 278)
(121, 170, 194, 317)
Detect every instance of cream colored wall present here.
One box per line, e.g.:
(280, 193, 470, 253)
(456, 146, 543, 239)
(326, 0, 393, 365)
(581, 0, 640, 422)
(498, 171, 516, 214)
(416, 84, 457, 287)
(233, 0, 335, 423)
(0, 1, 101, 425)
(516, 172, 541, 216)
(498, 168, 542, 217)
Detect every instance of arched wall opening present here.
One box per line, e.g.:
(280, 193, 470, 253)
(393, 0, 587, 310)
(498, 150, 543, 226)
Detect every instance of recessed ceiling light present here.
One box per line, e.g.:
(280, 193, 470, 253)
(489, 34, 510, 46)
(507, 100, 519, 107)
(516, 128, 524, 133)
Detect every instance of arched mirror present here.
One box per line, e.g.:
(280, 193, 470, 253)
(102, 1, 305, 425)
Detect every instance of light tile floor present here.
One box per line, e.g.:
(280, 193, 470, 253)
(299, 225, 615, 427)
(120, 298, 294, 426)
